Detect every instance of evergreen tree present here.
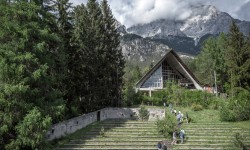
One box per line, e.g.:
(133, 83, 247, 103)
(70, 0, 124, 112)
(101, 0, 124, 107)
(52, 0, 74, 116)
(195, 33, 227, 92)
(71, 4, 92, 113)
(71, 0, 105, 112)
(225, 21, 249, 95)
(0, 1, 65, 149)
(243, 32, 250, 89)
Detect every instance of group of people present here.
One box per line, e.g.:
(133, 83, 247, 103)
(169, 103, 187, 145)
(171, 129, 185, 145)
(170, 103, 189, 124)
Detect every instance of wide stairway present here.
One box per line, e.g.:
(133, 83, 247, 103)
(173, 122, 250, 150)
(56, 119, 163, 150)
(56, 119, 250, 150)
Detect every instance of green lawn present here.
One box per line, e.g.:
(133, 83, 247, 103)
(144, 105, 250, 130)
(174, 107, 221, 123)
(231, 121, 250, 130)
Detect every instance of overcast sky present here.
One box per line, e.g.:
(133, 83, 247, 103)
(70, 0, 250, 27)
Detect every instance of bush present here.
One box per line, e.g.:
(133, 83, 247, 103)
(233, 133, 247, 149)
(99, 126, 105, 137)
(138, 105, 149, 121)
(191, 103, 203, 111)
(156, 113, 177, 138)
(220, 103, 237, 121)
(220, 89, 250, 122)
(123, 85, 143, 106)
(209, 98, 223, 110)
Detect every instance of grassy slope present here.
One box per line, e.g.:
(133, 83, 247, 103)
(50, 106, 250, 148)
(144, 105, 250, 129)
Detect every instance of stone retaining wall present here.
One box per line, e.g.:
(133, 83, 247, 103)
(46, 107, 165, 141)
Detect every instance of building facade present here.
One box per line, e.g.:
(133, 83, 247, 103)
(135, 49, 203, 96)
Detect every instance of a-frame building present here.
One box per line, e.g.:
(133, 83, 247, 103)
(135, 49, 203, 96)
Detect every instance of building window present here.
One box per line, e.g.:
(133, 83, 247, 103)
(141, 65, 163, 88)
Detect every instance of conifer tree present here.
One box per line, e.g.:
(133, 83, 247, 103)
(195, 33, 227, 91)
(0, 1, 65, 149)
(52, 0, 74, 115)
(225, 21, 249, 95)
(71, 3, 103, 112)
(70, 0, 125, 112)
(101, 0, 125, 107)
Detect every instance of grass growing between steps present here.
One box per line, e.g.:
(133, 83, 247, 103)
(231, 120, 250, 130)
(49, 121, 101, 149)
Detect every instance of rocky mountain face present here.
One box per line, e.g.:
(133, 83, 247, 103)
(120, 34, 170, 67)
(119, 5, 250, 62)
(127, 5, 250, 38)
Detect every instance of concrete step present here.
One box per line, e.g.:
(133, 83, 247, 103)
(101, 121, 156, 124)
(59, 145, 157, 148)
(89, 129, 157, 132)
(184, 127, 242, 130)
(85, 132, 159, 135)
(183, 133, 250, 136)
(173, 143, 250, 149)
(82, 135, 162, 138)
(56, 148, 158, 150)
(64, 143, 157, 146)
(93, 126, 156, 129)
(185, 129, 250, 133)
(70, 139, 163, 142)
(80, 138, 163, 142)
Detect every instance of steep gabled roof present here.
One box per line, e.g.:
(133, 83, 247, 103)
(135, 49, 202, 89)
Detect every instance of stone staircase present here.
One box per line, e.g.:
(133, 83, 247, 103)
(56, 119, 163, 150)
(55, 119, 250, 150)
(173, 122, 250, 150)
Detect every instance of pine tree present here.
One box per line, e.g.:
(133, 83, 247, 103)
(101, 0, 125, 107)
(71, 1, 105, 112)
(52, 0, 74, 116)
(0, 1, 65, 149)
(70, 0, 124, 112)
(225, 21, 248, 95)
(241, 32, 250, 90)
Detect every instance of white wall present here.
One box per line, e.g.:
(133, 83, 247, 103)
(46, 107, 165, 141)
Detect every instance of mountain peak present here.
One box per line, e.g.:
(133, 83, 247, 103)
(126, 4, 250, 38)
(189, 5, 221, 19)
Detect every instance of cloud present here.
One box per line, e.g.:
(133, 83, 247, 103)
(236, 1, 250, 21)
(108, 0, 250, 27)
(69, 0, 250, 27)
(109, 0, 195, 27)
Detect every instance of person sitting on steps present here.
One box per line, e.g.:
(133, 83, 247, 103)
(156, 141, 162, 150)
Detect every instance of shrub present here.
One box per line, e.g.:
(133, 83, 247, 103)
(123, 85, 143, 106)
(156, 113, 177, 139)
(220, 89, 250, 122)
(209, 98, 223, 110)
(233, 133, 247, 149)
(191, 103, 203, 111)
(99, 126, 105, 137)
(138, 105, 149, 121)
(219, 103, 237, 121)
